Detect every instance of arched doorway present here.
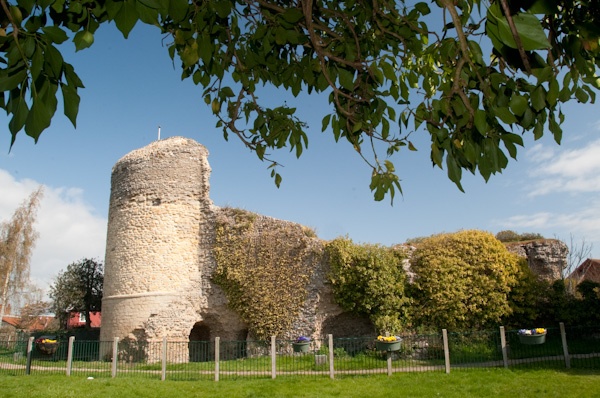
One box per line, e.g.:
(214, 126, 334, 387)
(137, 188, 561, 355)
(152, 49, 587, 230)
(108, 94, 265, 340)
(188, 322, 211, 362)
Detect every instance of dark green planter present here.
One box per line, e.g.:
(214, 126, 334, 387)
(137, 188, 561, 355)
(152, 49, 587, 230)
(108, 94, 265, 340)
(376, 340, 401, 352)
(292, 342, 311, 353)
(518, 333, 546, 345)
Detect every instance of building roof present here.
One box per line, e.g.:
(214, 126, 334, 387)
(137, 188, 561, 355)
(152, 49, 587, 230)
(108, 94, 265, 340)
(2, 315, 56, 332)
(569, 258, 600, 284)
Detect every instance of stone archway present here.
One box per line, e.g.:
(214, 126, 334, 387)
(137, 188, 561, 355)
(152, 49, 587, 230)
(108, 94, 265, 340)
(189, 322, 211, 362)
(321, 313, 375, 356)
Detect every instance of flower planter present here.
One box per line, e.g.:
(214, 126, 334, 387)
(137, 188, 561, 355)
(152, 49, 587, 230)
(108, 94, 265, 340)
(36, 342, 58, 355)
(376, 340, 401, 352)
(292, 342, 311, 353)
(518, 333, 546, 345)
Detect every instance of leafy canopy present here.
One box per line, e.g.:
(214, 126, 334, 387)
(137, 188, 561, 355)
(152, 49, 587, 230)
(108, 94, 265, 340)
(0, 0, 599, 201)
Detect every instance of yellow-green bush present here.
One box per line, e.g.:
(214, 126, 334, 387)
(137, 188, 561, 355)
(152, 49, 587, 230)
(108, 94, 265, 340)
(326, 238, 410, 334)
(410, 230, 520, 331)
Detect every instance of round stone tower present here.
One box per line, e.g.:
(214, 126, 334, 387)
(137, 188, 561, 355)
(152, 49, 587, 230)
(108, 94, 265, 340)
(100, 137, 213, 345)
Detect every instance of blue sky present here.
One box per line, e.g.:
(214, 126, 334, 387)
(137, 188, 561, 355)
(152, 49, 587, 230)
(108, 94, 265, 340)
(1, 22, 599, 295)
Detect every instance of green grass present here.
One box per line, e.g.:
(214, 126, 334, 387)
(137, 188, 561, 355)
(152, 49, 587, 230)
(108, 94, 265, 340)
(0, 369, 598, 397)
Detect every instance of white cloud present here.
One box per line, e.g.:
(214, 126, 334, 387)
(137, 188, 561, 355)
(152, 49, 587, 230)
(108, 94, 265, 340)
(526, 139, 600, 197)
(0, 170, 107, 295)
(498, 200, 600, 258)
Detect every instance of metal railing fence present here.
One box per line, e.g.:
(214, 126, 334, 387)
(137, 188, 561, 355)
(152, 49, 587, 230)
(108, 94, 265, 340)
(1, 323, 598, 380)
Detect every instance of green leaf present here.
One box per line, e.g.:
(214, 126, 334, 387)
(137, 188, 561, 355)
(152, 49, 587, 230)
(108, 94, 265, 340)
(487, 5, 550, 50)
(25, 98, 53, 141)
(61, 83, 80, 127)
(281, 8, 304, 24)
(338, 68, 354, 91)
(0, 68, 26, 91)
(114, 0, 139, 38)
(168, 0, 188, 22)
(42, 26, 68, 44)
(321, 114, 331, 132)
(531, 86, 546, 111)
(549, 115, 562, 144)
(44, 44, 64, 78)
(509, 95, 528, 116)
(212, 0, 231, 19)
(575, 87, 590, 103)
(446, 156, 464, 192)
(493, 107, 517, 124)
(8, 97, 28, 135)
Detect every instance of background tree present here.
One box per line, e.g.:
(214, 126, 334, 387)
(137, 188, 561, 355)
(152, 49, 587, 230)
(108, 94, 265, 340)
(0, 1, 598, 201)
(495, 230, 545, 242)
(0, 188, 43, 328)
(49, 258, 103, 329)
(326, 238, 411, 334)
(410, 230, 520, 331)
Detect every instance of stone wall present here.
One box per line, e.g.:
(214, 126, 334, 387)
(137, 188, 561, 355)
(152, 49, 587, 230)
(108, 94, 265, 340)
(505, 239, 568, 281)
(101, 137, 355, 361)
(101, 137, 567, 362)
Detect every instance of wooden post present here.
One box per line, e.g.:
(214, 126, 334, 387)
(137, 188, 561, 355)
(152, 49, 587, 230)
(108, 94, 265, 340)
(499, 326, 508, 369)
(560, 322, 570, 369)
(271, 336, 277, 379)
(215, 337, 220, 382)
(66, 336, 75, 376)
(442, 329, 450, 374)
(328, 334, 334, 379)
(25, 336, 34, 375)
(161, 337, 167, 381)
(111, 337, 119, 378)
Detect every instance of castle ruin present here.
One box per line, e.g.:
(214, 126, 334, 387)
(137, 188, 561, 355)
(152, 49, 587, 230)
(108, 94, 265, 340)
(100, 136, 567, 360)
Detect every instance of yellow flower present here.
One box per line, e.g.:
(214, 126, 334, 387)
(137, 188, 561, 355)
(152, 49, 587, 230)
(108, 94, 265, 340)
(535, 328, 546, 334)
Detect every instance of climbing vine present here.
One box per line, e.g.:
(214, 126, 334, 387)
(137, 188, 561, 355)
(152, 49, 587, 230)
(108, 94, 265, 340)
(326, 238, 411, 334)
(212, 207, 319, 340)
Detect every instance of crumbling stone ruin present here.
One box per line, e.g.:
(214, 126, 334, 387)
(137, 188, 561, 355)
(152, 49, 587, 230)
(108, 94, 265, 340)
(100, 136, 567, 360)
(100, 137, 370, 359)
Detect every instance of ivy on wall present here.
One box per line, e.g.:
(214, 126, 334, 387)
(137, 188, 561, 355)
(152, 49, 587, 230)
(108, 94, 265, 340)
(212, 208, 319, 340)
(325, 237, 411, 334)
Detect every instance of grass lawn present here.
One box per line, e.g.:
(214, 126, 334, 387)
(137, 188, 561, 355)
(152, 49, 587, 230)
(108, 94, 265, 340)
(1, 369, 598, 398)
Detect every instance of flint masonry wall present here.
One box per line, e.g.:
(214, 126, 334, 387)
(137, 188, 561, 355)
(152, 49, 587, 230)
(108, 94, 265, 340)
(101, 137, 568, 361)
(100, 137, 213, 347)
(101, 137, 347, 361)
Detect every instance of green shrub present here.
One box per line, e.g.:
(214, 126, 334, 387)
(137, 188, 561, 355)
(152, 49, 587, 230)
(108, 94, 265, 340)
(326, 238, 410, 334)
(410, 230, 520, 331)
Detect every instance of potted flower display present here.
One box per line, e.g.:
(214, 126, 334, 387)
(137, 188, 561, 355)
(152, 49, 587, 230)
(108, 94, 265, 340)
(35, 336, 58, 355)
(518, 328, 547, 345)
(292, 336, 311, 353)
(376, 335, 402, 352)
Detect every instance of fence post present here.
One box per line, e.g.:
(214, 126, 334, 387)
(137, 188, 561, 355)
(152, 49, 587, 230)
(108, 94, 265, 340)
(215, 337, 220, 382)
(442, 329, 450, 374)
(271, 336, 276, 379)
(111, 337, 119, 378)
(499, 326, 508, 369)
(560, 322, 570, 369)
(161, 337, 167, 381)
(328, 334, 334, 379)
(25, 336, 34, 375)
(66, 336, 75, 376)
